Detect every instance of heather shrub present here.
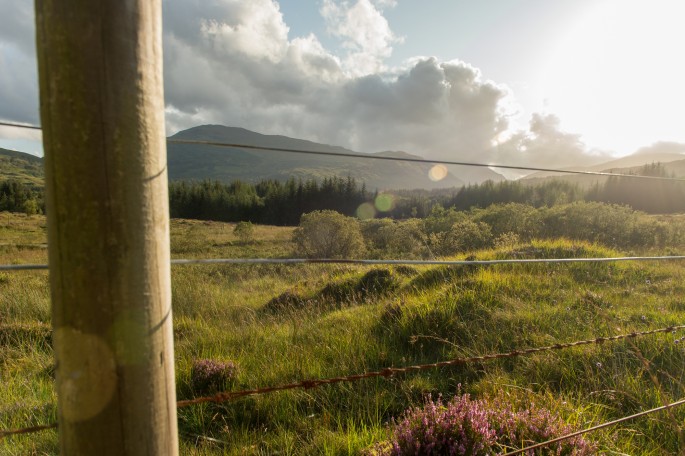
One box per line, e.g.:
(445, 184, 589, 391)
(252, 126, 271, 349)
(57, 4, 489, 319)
(372, 393, 595, 455)
(190, 359, 238, 395)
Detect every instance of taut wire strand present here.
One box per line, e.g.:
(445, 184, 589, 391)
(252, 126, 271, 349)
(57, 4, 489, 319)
(4, 254, 685, 271)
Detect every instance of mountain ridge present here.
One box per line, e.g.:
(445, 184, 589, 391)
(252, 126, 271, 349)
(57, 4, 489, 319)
(167, 125, 487, 189)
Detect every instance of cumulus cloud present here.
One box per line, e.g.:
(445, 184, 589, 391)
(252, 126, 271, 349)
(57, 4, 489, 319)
(0, 0, 615, 170)
(331, 58, 512, 161)
(632, 142, 685, 157)
(162, 0, 517, 163)
(320, 0, 401, 75)
(494, 113, 610, 169)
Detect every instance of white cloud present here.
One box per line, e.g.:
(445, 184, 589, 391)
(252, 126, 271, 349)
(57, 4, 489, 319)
(199, 1, 289, 62)
(494, 113, 610, 169)
(161, 0, 520, 164)
(320, 0, 401, 75)
(0, 0, 623, 170)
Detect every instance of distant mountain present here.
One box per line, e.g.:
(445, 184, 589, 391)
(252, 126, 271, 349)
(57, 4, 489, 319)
(1, 126, 507, 190)
(522, 143, 685, 187)
(167, 125, 504, 189)
(0, 148, 44, 186)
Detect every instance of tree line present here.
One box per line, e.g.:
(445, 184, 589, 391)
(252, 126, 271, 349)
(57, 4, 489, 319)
(2, 162, 684, 221)
(168, 176, 371, 225)
(0, 180, 43, 215)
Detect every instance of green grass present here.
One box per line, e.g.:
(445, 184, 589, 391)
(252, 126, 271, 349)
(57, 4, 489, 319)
(2, 213, 685, 454)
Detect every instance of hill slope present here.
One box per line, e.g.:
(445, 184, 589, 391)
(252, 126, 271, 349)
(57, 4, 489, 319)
(523, 142, 685, 186)
(0, 148, 44, 187)
(167, 125, 504, 189)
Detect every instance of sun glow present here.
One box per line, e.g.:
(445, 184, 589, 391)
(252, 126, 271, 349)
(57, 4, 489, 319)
(540, 0, 685, 154)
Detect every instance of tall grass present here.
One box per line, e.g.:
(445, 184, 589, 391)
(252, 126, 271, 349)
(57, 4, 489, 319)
(2, 212, 685, 454)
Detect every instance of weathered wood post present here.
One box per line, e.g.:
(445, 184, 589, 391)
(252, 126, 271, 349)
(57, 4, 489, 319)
(35, 0, 178, 453)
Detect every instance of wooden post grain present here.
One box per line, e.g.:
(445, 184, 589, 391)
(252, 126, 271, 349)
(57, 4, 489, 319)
(35, 0, 178, 453)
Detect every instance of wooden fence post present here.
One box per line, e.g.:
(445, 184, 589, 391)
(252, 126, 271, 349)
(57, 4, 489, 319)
(35, 0, 178, 453)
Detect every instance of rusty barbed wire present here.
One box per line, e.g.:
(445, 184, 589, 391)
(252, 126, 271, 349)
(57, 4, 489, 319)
(0, 423, 57, 438)
(176, 324, 684, 407)
(2, 324, 683, 439)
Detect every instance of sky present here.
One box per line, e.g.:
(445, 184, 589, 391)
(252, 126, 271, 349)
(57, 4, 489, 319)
(1, 0, 684, 171)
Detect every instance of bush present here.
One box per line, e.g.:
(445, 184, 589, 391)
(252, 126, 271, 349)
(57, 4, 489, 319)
(437, 220, 492, 255)
(378, 219, 426, 257)
(423, 205, 467, 235)
(293, 210, 365, 258)
(539, 202, 666, 248)
(190, 359, 238, 395)
(372, 393, 595, 455)
(361, 218, 397, 252)
(472, 203, 540, 240)
(233, 221, 255, 243)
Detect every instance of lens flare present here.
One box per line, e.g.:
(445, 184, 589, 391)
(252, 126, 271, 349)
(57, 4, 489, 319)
(356, 202, 376, 220)
(428, 164, 448, 181)
(375, 193, 395, 212)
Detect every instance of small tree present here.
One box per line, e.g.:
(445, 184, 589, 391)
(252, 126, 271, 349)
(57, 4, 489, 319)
(233, 221, 255, 244)
(293, 210, 365, 258)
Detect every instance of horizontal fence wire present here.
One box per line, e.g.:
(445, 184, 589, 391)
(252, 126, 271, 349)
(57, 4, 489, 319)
(501, 397, 685, 456)
(168, 138, 685, 181)
(0, 120, 42, 131)
(3, 254, 685, 271)
(2, 119, 685, 182)
(1, 324, 682, 440)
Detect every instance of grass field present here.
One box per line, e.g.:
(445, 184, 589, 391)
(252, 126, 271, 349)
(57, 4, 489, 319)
(2, 212, 685, 454)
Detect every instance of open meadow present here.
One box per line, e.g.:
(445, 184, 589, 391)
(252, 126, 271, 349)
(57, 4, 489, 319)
(2, 210, 685, 454)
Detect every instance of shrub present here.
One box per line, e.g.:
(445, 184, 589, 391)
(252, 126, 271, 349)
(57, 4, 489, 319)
(190, 359, 238, 395)
(293, 210, 365, 258)
(438, 220, 492, 255)
(361, 218, 396, 251)
(539, 202, 664, 248)
(233, 221, 255, 243)
(372, 393, 595, 455)
(378, 219, 426, 257)
(472, 203, 540, 240)
(423, 205, 467, 235)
